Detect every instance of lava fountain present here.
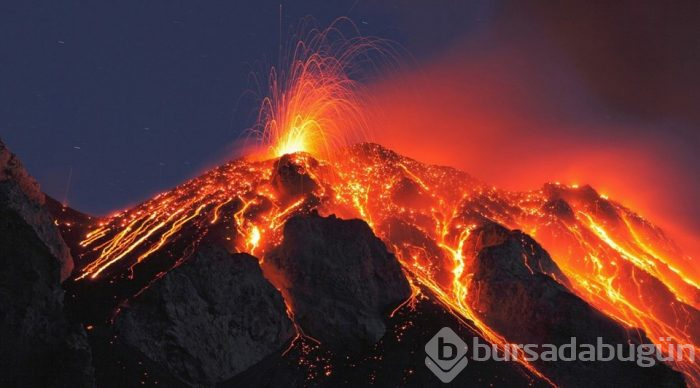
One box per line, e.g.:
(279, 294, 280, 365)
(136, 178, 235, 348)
(68, 18, 700, 386)
(246, 17, 400, 160)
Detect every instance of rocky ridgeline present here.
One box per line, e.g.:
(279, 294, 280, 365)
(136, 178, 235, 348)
(0, 139, 93, 386)
(466, 221, 686, 387)
(113, 246, 295, 386)
(0, 139, 73, 280)
(0, 140, 690, 387)
(265, 212, 413, 352)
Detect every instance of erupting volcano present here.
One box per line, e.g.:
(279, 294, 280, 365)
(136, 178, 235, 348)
(56, 140, 699, 385)
(1, 16, 698, 388)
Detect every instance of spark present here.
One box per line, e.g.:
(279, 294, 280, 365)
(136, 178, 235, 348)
(247, 17, 400, 160)
(69, 19, 700, 386)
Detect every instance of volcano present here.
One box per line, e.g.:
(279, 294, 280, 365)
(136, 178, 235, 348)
(1, 137, 698, 387)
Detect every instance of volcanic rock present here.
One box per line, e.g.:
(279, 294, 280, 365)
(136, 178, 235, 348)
(390, 177, 431, 210)
(466, 222, 685, 387)
(45, 195, 97, 267)
(0, 138, 73, 280)
(543, 182, 620, 223)
(270, 153, 319, 202)
(114, 245, 295, 386)
(265, 212, 412, 352)
(465, 222, 570, 286)
(380, 217, 454, 288)
(227, 288, 551, 388)
(0, 196, 93, 387)
(542, 198, 575, 222)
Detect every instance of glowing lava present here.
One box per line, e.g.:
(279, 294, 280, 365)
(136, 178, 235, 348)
(70, 143, 700, 385)
(68, 19, 700, 387)
(247, 18, 398, 160)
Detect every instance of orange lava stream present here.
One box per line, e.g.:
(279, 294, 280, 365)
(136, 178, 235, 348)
(320, 147, 699, 385)
(537, 208, 700, 385)
(71, 18, 699, 386)
(72, 145, 700, 385)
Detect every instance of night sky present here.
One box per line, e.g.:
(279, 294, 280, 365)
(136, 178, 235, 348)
(0, 1, 494, 213)
(1, 1, 699, 253)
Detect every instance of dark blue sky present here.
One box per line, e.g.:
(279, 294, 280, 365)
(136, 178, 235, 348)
(1, 1, 698, 223)
(0, 1, 494, 214)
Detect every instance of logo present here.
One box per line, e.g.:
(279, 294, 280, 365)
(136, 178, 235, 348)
(425, 327, 469, 383)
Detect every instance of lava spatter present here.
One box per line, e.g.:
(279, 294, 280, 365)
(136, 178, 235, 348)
(67, 143, 699, 385)
(65, 18, 699, 386)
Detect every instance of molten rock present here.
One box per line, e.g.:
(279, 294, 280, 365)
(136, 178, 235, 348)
(114, 246, 294, 386)
(266, 213, 412, 351)
(466, 222, 685, 387)
(381, 217, 454, 288)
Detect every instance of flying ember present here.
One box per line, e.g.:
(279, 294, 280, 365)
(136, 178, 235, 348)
(247, 17, 397, 160)
(65, 19, 700, 387)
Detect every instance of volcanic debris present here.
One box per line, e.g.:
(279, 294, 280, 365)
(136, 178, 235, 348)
(266, 212, 412, 352)
(114, 245, 295, 386)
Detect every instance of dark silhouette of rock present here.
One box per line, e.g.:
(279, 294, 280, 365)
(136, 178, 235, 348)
(226, 288, 550, 388)
(542, 198, 576, 222)
(45, 195, 98, 270)
(465, 222, 570, 287)
(4, 139, 692, 386)
(543, 182, 619, 223)
(0, 197, 94, 387)
(265, 213, 412, 352)
(114, 245, 295, 386)
(0, 138, 73, 280)
(465, 222, 685, 387)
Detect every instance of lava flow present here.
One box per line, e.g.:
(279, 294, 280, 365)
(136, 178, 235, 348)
(67, 143, 700, 385)
(66, 19, 699, 387)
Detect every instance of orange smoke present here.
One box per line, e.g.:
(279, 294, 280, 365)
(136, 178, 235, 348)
(70, 17, 700, 385)
(365, 41, 700, 276)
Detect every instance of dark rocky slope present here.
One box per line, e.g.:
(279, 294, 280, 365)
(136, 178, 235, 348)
(225, 292, 550, 388)
(0, 139, 93, 387)
(0, 139, 73, 280)
(98, 246, 295, 387)
(466, 222, 686, 387)
(2, 137, 691, 387)
(265, 213, 412, 352)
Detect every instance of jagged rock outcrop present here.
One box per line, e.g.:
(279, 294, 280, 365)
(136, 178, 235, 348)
(226, 289, 551, 388)
(270, 154, 319, 202)
(465, 222, 685, 387)
(542, 198, 576, 222)
(45, 195, 97, 269)
(0, 199, 94, 387)
(465, 222, 570, 286)
(114, 245, 295, 387)
(538, 184, 700, 341)
(0, 139, 73, 280)
(265, 213, 412, 352)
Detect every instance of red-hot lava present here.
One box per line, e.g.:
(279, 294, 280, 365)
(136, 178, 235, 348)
(364, 39, 700, 282)
(245, 17, 399, 161)
(70, 143, 700, 385)
(68, 19, 699, 386)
